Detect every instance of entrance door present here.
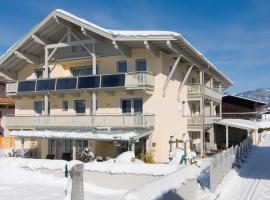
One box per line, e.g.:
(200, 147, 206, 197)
(58, 140, 71, 160)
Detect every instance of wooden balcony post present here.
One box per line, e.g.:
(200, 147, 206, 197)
(226, 125, 229, 149)
(92, 44, 97, 114)
(44, 48, 49, 116)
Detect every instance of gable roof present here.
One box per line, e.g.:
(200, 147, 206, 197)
(0, 9, 233, 87)
(223, 94, 267, 106)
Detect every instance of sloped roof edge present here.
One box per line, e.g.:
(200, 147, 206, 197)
(0, 9, 233, 86)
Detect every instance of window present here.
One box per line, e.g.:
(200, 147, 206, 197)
(34, 69, 44, 79)
(135, 59, 147, 72)
(62, 100, 68, 111)
(71, 65, 99, 76)
(117, 61, 128, 73)
(121, 99, 131, 114)
(191, 103, 196, 115)
(74, 100, 86, 114)
(121, 98, 143, 114)
(33, 101, 44, 114)
(71, 46, 77, 53)
(134, 98, 143, 114)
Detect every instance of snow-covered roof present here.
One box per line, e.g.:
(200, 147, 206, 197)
(215, 119, 258, 130)
(0, 9, 233, 87)
(10, 128, 151, 141)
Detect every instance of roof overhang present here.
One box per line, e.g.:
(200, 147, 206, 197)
(0, 9, 233, 87)
(214, 119, 258, 131)
(9, 128, 152, 141)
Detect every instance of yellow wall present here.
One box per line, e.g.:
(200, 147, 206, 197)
(12, 48, 219, 162)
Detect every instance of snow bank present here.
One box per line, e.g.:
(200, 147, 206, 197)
(0, 148, 12, 157)
(169, 148, 184, 165)
(114, 151, 135, 163)
(257, 120, 270, 129)
(0, 157, 67, 171)
(124, 165, 199, 200)
(0, 157, 179, 176)
(84, 162, 180, 176)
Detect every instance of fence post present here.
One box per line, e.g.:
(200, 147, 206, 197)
(66, 163, 84, 200)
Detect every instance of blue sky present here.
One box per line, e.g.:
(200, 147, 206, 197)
(0, 0, 270, 93)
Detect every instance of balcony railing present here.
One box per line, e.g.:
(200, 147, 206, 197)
(187, 115, 221, 127)
(186, 84, 222, 101)
(6, 72, 155, 95)
(3, 114, 155, 129)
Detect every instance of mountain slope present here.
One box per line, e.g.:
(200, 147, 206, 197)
(237, 88, 270, 103)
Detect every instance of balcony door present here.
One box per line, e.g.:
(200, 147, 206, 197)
(33, 101, 50, 115)
(121, 98, 143, 115)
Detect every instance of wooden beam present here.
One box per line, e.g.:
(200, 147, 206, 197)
(162, 55, 182, 97)
(31, 35, 51, 46)
(14, 51, 40, 65)
(81, 27, 100, 42)
(177, 65, 194, 101)
(144, 41, 159, 57)
(112, 40, 131, 57)
(166, 40, 196, 65)
(45, 39, 95, 49)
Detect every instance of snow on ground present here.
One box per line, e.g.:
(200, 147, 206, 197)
(211, 131, 270, 200)
(0, 153, 199, 200)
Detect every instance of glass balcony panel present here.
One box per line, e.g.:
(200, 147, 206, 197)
(56, 78, 77, 90)
(36, 79, 56, 91)
(18, 81, 36, 92)
(101, 74, 125, 87)
(78, 76, 100, 89)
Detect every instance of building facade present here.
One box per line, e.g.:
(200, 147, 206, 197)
(0, 10, 232, 162)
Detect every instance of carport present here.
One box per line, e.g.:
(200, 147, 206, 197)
(214, 119, 258, 149)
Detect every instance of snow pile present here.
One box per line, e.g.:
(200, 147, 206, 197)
(124, 165, 199, 200)
(257, 120, 270, 129)
(0, 157, 178, 176)
(261, 131, 270, 141)
(169, 148, 185, 165)
(0, 148, 12, 157)
(115, 151, 136, 163)
(0, 157, 67, 171)
(84, 162, 180, 176)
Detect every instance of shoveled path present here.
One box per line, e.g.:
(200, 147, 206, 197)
(217, 133, 270, 200)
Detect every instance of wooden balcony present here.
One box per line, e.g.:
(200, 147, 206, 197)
(187, 115, 221, 130)
(186, 84, 222, 101)
(6, 72, 155, 96)
(3, 114, 155, 129)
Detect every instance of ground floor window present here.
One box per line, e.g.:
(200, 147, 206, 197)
(48, 139, 88, 160)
